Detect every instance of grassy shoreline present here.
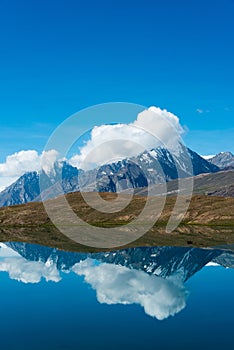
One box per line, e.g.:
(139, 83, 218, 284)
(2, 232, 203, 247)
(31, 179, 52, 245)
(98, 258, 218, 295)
(0, 192, 234, 252)
(1, 223, 234, 253)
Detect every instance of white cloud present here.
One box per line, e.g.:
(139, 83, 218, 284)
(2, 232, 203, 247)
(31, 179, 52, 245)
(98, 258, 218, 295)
(0, 150, 41, 177)
(0, 243, 21, 258)
(40, 149, 59, 175)
(196, 108, 210, 114)
(70, 106, 184, 170)
(0, 176, 19, 192)
(202, 155, 215, 160)
(0, 149, 59, 191)
(205, 262, 221, 267)
(0, 255, 61, 283)
(0, 106, 185, 188)
(72, 259, 188, 320)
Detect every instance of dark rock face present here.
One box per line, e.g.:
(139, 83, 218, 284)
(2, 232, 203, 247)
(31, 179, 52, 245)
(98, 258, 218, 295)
(0, 146, 220, 207)
(0, 172, 40, 207)
(187, 148, 220, 175)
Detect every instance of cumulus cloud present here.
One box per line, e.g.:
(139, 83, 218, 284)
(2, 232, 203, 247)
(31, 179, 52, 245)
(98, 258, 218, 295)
(0, 243, 21, 258)
(40, 149, 59, 175)
(0, 106, 185, 188)
(70, 106, 184, 170)
(72, 259, 188, 320)
(0, 150, 41, 177)
(0, 255, 61, 283)
(0, 149, 59, 191)
(202, 155, 215, 160)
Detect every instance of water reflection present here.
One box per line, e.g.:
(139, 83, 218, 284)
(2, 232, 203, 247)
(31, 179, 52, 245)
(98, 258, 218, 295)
(72, 258, 188, 320)
(1, 242, 234, 320)
(0, 243, 61, 283)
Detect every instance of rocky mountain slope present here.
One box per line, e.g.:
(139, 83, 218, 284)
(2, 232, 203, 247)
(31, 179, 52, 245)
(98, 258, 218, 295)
(0, 146, 219, 207)
(209, 151, 234, 169)
(134, 169, 234, 197)
(0, 162, 79, 207)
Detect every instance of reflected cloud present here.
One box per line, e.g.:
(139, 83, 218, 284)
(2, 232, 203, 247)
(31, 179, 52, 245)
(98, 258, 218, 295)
(0, 255, 61, 284)
(2, 242, 234, 320)
(73, 259, 188, 320)
(0, 243, 21, 258)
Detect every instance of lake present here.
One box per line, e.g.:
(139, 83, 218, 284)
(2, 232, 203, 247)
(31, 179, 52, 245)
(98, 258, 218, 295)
(0, 242, 234, 350)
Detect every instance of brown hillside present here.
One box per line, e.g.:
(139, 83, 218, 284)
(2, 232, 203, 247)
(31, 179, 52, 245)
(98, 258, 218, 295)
(0, 192, 234, 251)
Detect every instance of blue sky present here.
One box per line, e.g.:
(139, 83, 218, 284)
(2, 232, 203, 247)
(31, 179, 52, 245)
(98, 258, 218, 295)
(0, 0, 233, 162)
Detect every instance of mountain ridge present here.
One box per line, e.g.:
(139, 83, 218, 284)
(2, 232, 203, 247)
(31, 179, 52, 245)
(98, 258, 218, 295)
(0, 146, 219, 207)
(209, 151, 234, 169)
(4, 242, 234, 282)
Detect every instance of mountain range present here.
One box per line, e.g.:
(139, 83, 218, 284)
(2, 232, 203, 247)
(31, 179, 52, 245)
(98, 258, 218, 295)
(0, 145, 222, 207)
(4, 242, 234, 283)
(134, 169, 234, 197)
(209, 151, 234, 169)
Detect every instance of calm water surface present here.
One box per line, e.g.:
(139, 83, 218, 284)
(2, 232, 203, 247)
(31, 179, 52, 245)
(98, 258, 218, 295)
(0, 242, 234, 350)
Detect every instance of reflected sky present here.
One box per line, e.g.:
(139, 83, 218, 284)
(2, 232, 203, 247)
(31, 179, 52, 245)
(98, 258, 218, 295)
(0, 243, 188, 320)
(0, 243, 61, 283)
(72, 259, 188, 320)
(1, 242, 234, 349)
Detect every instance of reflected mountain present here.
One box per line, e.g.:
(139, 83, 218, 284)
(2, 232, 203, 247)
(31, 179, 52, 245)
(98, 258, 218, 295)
(1, 242, 234, 320)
